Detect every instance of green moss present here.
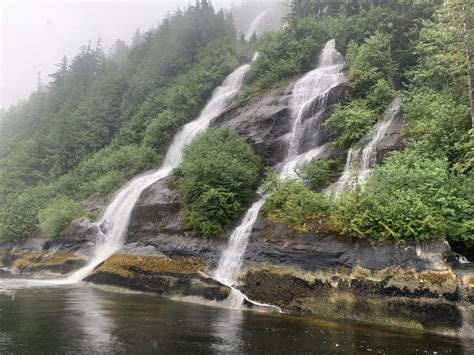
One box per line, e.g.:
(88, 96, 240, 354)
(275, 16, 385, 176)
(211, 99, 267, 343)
(92, 253, 206, 279)
(11, 250, 84, 270)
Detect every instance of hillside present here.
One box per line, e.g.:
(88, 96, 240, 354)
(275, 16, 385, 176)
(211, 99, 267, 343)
(0, 0, 473, 338)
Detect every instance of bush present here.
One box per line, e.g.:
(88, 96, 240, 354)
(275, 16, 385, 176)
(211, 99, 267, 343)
(143, 110, 185, 150)
(77, 145, 160, 181)
(297, 158, 343, 190)
(366, 79, 395, 113)
(0, 186, 51, 242)
(404, 89, 470, 164)
(91, 171, 126, 195)
(324, 100, 377, 148)
(346, 32, 396, 98)
(38, 198, 94, 239)
(334, 150, 474, 244)
(262, 176, 334, 232)
(175, 127, 262, 238)
(252, 19, 328, 91)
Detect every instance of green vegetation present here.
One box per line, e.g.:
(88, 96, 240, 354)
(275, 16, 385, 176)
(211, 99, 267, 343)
(175, 128, 261, 238)
(1, 0, 472, 248)
(38, 198, 95, 239)
(335, 151, 473, 243)
(0, 2, 246, 242)
(251, 19, 328, 91)
(263, 175, 333, 233)
(297, 158, 343, 190)
(261, 0, 473, 246)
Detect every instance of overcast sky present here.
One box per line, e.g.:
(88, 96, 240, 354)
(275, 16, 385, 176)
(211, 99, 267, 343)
(1, 0, 238, 109)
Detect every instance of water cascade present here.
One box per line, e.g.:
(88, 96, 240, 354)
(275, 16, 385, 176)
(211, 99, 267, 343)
(65, 64, 252, 283)
(245, 11, 269, 40)
(214, 40, 348, 304)
(330, 98, 402, 195)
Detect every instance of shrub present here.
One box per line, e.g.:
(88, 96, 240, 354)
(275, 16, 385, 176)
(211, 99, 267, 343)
(0, 186, 51, 242)
(334, 150, 474, 244)
(297, 158, 343, 190)
(262, 176, 334, 232)
(77, 145, 160, 181)
(346, 32, 396, 98)
(91, 171, 126, 195)
(143, 110, 185, 150)
(38, 198, 94, 239)
(175, 127, 262, 238)
(366, 79, 395, 113)
(252, 19, 328, 90)
(324, 99, 377, 148)
(404, 89, 470, 164)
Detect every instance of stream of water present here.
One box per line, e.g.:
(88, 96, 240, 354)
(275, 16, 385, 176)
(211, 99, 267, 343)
(62, 63, 251, 284)
(214, 40, 348, 300)
(329, 98, 402, 195)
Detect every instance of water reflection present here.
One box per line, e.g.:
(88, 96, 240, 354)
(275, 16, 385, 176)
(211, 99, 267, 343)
(210, 308, 244, 354)
(64, 287, 120, 353)
(0, 284, 471, 354)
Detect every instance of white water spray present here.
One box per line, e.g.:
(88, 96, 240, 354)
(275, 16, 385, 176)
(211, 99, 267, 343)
(64, 64, 251, 283)
(214, 40, 348, 306)
(330, 98, 402, 195)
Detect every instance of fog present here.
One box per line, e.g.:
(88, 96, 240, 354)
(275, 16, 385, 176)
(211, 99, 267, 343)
(1, 0, 245, 109)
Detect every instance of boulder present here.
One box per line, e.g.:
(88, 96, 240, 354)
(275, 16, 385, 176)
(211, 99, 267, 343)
(212, 82, 293, 165)
(128, 176, 184, 241)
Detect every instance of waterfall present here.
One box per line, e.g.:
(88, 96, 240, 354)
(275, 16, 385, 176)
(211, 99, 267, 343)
(330, 98, 402, 195)
(214, 40, 348, 295)
(287, 39, 346, 157)
(245, 11, 269, 40)
(65, 64, 251, 283)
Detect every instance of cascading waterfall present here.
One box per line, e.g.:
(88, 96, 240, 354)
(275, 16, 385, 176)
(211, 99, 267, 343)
(214, 40, 348, 307)
(245, 10, 269, 40)
(286, 39, 347, 157)
(65, 63, 251, 283)
(330, 97, 402, 195)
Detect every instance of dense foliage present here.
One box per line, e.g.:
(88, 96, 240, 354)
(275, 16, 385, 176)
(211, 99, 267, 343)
(0, 2, 244, 242)
(335, 151, 473, 243)
(261, 0, 473, 245)
(175, 128, 262, 238)
(1, 0, 472, 247)
(297, 158, 343, 190)
(263, 175, 333, 232)
(38, 198, 95, 239)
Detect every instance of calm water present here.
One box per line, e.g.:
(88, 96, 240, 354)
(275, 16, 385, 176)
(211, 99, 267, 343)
(0, 279, 472, 354)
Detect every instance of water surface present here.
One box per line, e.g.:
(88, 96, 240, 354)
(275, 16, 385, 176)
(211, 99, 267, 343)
(0, 279, 471, 354)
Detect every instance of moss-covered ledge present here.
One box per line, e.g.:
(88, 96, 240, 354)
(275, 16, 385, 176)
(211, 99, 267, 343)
(84, 253, 230, 301)
(238, 263, 473, 333)
(2, 249, 87, 275)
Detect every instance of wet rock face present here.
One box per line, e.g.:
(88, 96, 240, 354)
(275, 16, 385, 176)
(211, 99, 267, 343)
(375, 99, 405, 164)
(245, 216, 454, 272)
(128, 176, 184, 241)
(125, 175, 225, 268)
(212, 83, 293, 165)
(53, 217, 99, 255)
(212, 79, 346, 165)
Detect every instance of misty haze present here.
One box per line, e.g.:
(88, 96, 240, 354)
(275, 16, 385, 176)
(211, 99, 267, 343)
(0, 1, 473, 354)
